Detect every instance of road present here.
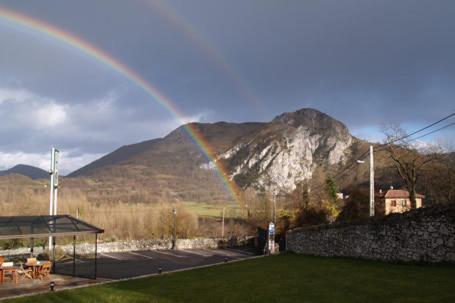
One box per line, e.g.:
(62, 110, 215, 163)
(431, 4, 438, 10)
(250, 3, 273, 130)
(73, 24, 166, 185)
(55, 248, 256, 280)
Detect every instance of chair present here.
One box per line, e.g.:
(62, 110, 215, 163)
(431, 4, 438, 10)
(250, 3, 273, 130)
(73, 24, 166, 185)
(1, 262, 18, 284)
(17, 263, 33, 280)
(0, 257, 4, 283)
(25, 258, 41, 279)
(37, 262, 52, 280)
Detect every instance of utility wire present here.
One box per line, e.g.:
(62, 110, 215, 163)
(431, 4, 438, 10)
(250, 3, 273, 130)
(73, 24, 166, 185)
(385, 112, 455, 145)
(404, 122, 455, 144)
(308, 112, 455, 195)
(356, 119, 455, 160)
(349, 112, 455, 164)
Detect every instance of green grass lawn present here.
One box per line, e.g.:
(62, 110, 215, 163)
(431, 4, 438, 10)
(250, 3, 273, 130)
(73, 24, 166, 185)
(7, 254, 455, 303)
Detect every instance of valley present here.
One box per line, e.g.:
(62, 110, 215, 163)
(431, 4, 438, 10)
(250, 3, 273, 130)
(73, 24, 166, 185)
(0, 108, 452, 242)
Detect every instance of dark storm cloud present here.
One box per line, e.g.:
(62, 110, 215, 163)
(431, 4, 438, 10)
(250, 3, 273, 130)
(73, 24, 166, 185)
(0, 0, 454, 171)
(169, 0, 455, 123)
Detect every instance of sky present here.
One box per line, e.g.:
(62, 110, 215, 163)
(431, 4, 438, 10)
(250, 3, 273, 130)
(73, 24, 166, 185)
(0, 0, 454, 174)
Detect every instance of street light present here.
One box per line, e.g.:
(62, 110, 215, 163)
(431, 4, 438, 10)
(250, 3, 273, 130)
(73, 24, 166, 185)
(49, 147, 60, 257)
(357, 145, 375, 217)
(172, 208, 177, 250)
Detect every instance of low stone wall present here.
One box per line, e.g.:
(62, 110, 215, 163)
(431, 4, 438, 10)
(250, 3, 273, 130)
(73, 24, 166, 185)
(0, 236, 253, 257)
(287, 205, 455, 263)
(59, 238, 224, 255)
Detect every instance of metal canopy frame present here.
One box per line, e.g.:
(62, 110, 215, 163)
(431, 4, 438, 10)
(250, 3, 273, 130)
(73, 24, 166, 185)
(0, 215, 103, 240)
(0, 215, 103, 279)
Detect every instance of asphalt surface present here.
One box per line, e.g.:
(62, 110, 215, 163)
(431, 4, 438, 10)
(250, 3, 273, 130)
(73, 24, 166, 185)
(55, 248, 257, 280)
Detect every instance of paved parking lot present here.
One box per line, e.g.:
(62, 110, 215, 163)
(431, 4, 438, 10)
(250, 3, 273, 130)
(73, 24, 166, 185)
(56, 248, 256, 280)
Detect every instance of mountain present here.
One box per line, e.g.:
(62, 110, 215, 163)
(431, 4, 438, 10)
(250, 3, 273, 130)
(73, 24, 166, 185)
(68, 138, 162, 177)
(66, 121, 264, 203)
(0, 108, 450, 211)
(64, 108, 370, 203)
(69, 122, 264, 178)
(220, 108, 354, 193)
(0, 164, 49, 180)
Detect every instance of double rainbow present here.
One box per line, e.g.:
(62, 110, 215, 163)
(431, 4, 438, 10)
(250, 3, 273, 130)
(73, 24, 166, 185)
(148, 0, 260, 107)
(0, 6, 240, 203)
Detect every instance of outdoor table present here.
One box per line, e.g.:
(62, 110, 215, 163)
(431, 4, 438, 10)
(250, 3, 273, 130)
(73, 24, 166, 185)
(25, 261, 50, 279)
(0, 266, 19, 284)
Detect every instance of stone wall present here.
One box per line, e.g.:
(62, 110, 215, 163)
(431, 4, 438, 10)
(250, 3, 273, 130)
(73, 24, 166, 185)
(0, 236, 253, 257)
(287, 205, 455, 263)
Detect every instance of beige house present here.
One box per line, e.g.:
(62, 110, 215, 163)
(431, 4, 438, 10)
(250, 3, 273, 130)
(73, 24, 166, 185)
(377, 188, 424, 215)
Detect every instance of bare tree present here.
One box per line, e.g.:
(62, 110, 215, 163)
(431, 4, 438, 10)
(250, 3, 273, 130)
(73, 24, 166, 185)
(440, 142, 455, 203)
(383, 125, 437, 208)
(420, 141, 455, 204)
(287, 181, 310, 210)
(239, 188, 272, 229)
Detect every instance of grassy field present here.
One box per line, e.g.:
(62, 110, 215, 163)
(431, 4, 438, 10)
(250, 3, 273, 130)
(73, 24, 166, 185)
(7, 254, 455, 303)
(182, 201, 242, 218)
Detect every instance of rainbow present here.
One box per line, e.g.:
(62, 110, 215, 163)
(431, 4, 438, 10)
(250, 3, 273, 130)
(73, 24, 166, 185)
(148, 0, 260, 107)
(0, 6, 240, 203)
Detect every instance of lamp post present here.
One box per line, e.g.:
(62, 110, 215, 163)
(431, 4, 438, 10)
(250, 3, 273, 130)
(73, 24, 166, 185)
(172, 208, 177, 250)
(273, 194, 277, 225)
(357, 145, 375, 217)
(221, 207, 225, 238)
(49, 147, 60, 252)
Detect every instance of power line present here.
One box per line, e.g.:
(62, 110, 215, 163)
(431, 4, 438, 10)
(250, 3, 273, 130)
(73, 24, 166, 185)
(354, 112, 455, 162)
(386, 112, 455, 145)
(309, 112, 455, 195)
(405, 122, 455, 144)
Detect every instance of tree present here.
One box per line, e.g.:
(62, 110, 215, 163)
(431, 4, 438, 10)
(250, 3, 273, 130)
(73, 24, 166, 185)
(438, 152, 455, 203)
(301, 182, 310, 209)
(383, 126, 437, 208)
(308, 166, 331, 207)
(293, 206, 330, 227)
(336, 186, 369, 222)
(239, 188, 273, 229)
(325, 177, 338, 204)
(288, 181, 310, 209)
(420, 146, 455, 205)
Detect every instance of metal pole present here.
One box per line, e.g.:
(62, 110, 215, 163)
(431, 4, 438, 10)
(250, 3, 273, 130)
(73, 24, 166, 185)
(221, 207, 225, 238)
(94, 233, 98, 279)
(72, 235, 76, 277)
(51, 237, 56, 274)
(53, 183, 58, 216)
(172, 208, 176, 250)
(30, 238, 34, 257)
(273, 195, 277, 224)
(53, 149, 59, 216)
(370, 145, 375, 217)
(49, 148, 55, 251)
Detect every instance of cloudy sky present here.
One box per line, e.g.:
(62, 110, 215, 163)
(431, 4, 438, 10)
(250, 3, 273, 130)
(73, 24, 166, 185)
(0, 0, 454, 174)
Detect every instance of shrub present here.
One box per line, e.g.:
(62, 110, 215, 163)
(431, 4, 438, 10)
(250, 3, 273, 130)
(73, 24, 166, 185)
(293, 207, 330, 227)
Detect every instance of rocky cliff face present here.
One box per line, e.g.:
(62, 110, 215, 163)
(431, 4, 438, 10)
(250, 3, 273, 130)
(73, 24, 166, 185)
(219, 108, 353, 193)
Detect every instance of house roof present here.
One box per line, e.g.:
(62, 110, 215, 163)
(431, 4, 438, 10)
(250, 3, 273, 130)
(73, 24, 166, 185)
(383, 189, 425, 199)
(0, 215, 104, 240)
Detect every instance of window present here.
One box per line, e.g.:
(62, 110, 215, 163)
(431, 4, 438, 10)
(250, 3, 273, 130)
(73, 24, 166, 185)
(391, 200, 396, 207)
(402, 200, 407, 207)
